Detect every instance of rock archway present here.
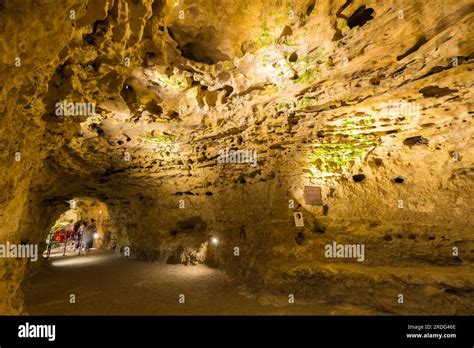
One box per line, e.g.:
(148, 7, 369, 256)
(0, 0, 473, 315)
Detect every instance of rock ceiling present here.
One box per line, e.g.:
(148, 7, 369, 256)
(0, 0, 473, 314)
(2, 0, 471, 201)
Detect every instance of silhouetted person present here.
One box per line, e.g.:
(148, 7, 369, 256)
(77, 222, 85, 253)
(73, 220, 81, 238)
(82, 220, 96, 255)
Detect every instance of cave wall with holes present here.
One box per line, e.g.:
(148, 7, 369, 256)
(0, 0, 473, 314)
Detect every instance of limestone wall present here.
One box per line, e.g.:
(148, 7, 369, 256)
(0, 0, 472, 314)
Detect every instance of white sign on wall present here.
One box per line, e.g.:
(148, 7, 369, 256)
(294, 212, 304, 227)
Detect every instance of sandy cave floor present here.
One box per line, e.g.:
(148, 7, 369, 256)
(22, 250, 381, 316)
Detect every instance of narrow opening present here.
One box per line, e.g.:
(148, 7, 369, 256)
(347, 6, 375, 29)
(43, 199, 111, 259)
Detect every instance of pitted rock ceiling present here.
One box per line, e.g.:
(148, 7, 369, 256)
(0, 0, 473, 314)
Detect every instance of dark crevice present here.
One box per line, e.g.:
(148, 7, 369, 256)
(396, 37, 428, 61)
(403, 136, 429, 146)
(306, 0, 316, 16)
(393, 177, 405, 184)
(419, 86, 458, 98)
(352, 174, 366, 182)
(347, 6, 375, 29)
(332, 0, 353, 41)
(166, 27, 177, 42)
(181, 42, 215, 65)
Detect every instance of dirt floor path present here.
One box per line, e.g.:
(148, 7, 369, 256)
(24, 250, 365, 315)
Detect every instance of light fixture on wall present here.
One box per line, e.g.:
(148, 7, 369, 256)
(210, 236, 219, 246)
(93, 233, 99, 240)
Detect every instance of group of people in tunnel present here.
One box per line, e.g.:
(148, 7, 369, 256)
(49, 219, 97, 255)
(72, 219, 97, 254)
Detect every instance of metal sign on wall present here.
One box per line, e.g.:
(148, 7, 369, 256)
(303, 186, 323, 205)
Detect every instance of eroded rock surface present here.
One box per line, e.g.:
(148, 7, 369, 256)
(0, 0, 473, 314)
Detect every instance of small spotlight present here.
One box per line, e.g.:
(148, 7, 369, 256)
(210, 237, 219, 246)
(93, 233, 99, 240)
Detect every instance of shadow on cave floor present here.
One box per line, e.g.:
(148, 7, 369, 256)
(22, 250, 379, 315)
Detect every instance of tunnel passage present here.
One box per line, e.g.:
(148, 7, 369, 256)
(1, 0, 473, 315)
(43, 199, 112, 259)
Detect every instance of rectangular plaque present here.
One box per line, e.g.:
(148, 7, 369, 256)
(303, 186, 323, 205)
(294, 212, 304, 227)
